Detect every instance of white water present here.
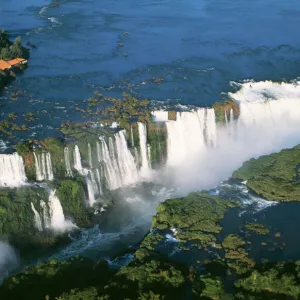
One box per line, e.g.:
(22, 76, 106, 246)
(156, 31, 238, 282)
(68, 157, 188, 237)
(114, 130, 139, 184)
(137, 122, 151, 175)
(225, 110, 229, 129)
(95, 168, 102, 195)
(86, 173, 96, 206)
(99, 131, 138, 190)
(130, 125, 134, 147)
(40, 200, 51, 229)
(152, 110, 169, 122)
(0, 153, 27, 187)
(73, 145, 88, 176)
(147, 144, 152, 168)
(34, 152, 54, 181)
(96, 141, 102, 162)
(88, 143, 93, 169)
(166, 109, 207, 167)
(31, 202, 43, 231)
(48, 190, 77, 232)
(161, 80, 300, 194)
(64, 147, 73, 177)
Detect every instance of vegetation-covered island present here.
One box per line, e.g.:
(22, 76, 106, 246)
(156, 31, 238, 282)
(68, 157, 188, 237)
(1, 184, 300, 299)
(2, 83, 300, 299)
(0, 29, 29, 91)
(233, 145, 300, 201)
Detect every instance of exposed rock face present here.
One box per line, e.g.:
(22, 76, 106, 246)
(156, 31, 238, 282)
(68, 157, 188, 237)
(213, 99, 240, 123)
(168, 111, 177, 121)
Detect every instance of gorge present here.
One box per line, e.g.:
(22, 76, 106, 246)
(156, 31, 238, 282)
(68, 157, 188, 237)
(1, 0, 300, 298)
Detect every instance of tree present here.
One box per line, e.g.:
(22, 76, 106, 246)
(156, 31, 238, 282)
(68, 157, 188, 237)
(0, 29, 9, 48)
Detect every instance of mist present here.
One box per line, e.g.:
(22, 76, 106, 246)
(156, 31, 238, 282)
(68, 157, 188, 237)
(162, 80, 300, 195)
(0, 241, 19, 281)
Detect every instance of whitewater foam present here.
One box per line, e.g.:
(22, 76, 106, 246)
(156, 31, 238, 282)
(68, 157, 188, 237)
(48, 190, 77, 232)
(0, 153, 27, 187)
(163, 80, 300, 193)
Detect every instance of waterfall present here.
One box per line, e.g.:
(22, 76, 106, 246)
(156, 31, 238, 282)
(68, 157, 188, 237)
(64, 147, 73, 177)
(96, 141, 102, 162)
(151, 110, 169, 122)
(48, 189, 76, 232)
(46, 153, 54, 180)
(34, 152, 53, 181)
(114, 130, 138, 184)
(229, 108, 234, 123)
(100, 137, 119, 189)
(134, 147, 140, 166)
(225, 110, 229, 129)
(33, 153, 42, 181)
(85, 174, 96, 206)
(95, 168, 102, 195)
(147, 144, 152, 168)
(88, 143, 93, 169)
(90, 170, 99, 195)
(99, 131, 138, 190)
(108, 137, 120, 184)
(130, 125, 135, 147)
(166, 109, 206, 167)
(150, 80, 300, 193)
(229, 108, 235, 135)
(0, 153, 27, 187)
(73, 145, 88, 176)
(137, 122, 150, 174)
(40, 200, 51, 229)
(205, 109, 217, 148)
(31, 202, 43, 231)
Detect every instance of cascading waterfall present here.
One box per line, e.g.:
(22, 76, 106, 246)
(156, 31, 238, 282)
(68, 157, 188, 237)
(166, 109, 207, 167)
(154, 80, 300, 193)
(33, 152, 42, 181)
(147, 144, 152, 168)
(229, 108, 235, 135)
(73, 145, 88, 176)
(31, 190, 76, 232)
(134, 147, 140, 166)
(31, 202, 43, 231)
(64, 147, 73, 177)
(205, 109, 217, 147)
(95, 168, 102, 195)
(90, 170, 99, 195)
(46, 153, 54, 180)
(40, 200, 51, 229)
(130, 125, 134, 147)
(114, 130, 138, 184)
(88, 143, 93, 169)
(85, 174, 96, 206)
(225, 110, 229, 129)
(99, 131, 138, 190)
(96, 141, 102, 162)
(137, 122, 151, 175)
(0, 153, 27, 187)
(100, 136, 119, 189)
(229, 108, 234, 123)
(152, 110, 169, 122)
(48, 189, 77, 231)
(34, 152, 54, 181)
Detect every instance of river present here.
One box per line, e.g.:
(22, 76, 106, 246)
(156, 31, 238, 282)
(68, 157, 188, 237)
(1, 0, 300, 148)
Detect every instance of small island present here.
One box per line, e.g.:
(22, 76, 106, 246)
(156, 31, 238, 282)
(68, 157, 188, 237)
(0, 29, 29, 90)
